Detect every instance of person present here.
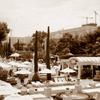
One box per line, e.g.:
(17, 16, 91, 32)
(67, 74, 71, 81)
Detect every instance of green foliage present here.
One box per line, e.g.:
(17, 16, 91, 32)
(13, 39, 25, 51)
(1, 41, 12, 58)
(49, 39, 58, 54)
(55, 33, 73, 57)
(0, 22, 10, 42)
(0, 68, 8, 81)
(0, 22, 10, 57)
(55, 27, 100, 57)
(31, 31, 47, 59)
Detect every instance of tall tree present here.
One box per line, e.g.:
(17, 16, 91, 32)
(0, 22, 10, 46)
(32, 31, 40, 81)
(46, 26, 51, 80)
(55, 33, 73, 57)
(31, 31, 47, 59)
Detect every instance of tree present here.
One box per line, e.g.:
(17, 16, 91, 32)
(49, 39, 58, 54)
(32, 31, 40, 81)
(31, 31, 47, 59)
(0, 22, 10, 45)
(13, 39, 25, 51)
(55, 33, 73, 57)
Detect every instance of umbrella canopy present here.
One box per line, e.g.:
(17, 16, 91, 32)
(14, 69, 31, 75)
(0, 62, 11, 70)
(60, 67, 75, 73)
(17, 64, 31, 68)
(22, 61, 32, 65)
(4, 94, 32, 100)
(10, 53, 20, 57)
(39, 68, 55, 74)
(8, 61, 21, 66)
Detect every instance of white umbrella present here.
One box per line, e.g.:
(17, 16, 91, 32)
(60, 67, 75, 73)
(8, 61, 21, 66)
(39, 68, 55, 74)
(0, 62, 11, 70)
(0, 85, 20, 95)
(14, 69, 31, 75)
(4, 94, 32, 100)
(10, 53, 20, 57)
(22, 61, 32, 65)
(18, 64, 31, 68)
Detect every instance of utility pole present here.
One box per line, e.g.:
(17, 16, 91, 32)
(94, 11, 98, 24)
(85, 17, 93, 24)
(46, 26, 51, 80)
(81, 16, 93, 24)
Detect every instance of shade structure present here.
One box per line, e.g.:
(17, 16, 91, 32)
(39, 68, 55, 74)
(14, 69, 31, 75)
(60, 67, 75, 73)
(10, 53, 20, 57)
(69, 57, 100, 65)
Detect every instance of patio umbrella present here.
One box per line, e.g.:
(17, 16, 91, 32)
(39, 68, 55, 74)
(0, 62, 11, 70)
(8, 61, 21, 66)
(10, 53, 20, 57)
(60, 67, 75, 73)
(4, 94, 32, 100)
(14, 69, 31, 75)
(22, 61, 32, 65)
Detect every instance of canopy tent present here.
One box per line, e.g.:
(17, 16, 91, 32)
(69, 57, 100, 65)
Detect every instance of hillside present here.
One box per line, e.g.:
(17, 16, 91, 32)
(51, 23, 98, 39)
(4, 37, 32, 47)
(3, 23, 98, 47)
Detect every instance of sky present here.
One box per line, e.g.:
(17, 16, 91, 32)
(0, 0, 100, 37)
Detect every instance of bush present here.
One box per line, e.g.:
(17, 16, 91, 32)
(0, 68, 8, 81)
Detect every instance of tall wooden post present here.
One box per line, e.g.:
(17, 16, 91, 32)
(32, 31, 40, 81)
(46, 26, 51, 80)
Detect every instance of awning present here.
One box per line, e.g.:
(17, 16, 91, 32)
(69, 57, 100, 65)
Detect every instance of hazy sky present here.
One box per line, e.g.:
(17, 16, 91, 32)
(0, 0, 100, 37)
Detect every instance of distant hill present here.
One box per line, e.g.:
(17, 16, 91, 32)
(51, 23, 98, 39)
(4, 37, 32, 47)
(3, 23, 98, 47)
